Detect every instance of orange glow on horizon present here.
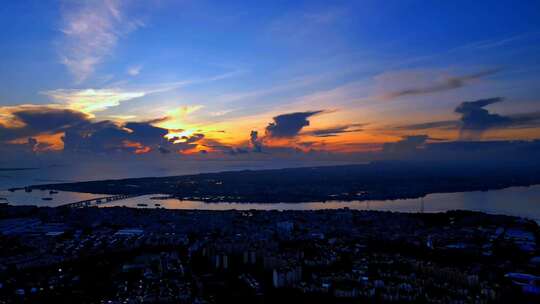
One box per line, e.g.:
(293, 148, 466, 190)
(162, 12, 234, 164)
(164, 130, 195, 143)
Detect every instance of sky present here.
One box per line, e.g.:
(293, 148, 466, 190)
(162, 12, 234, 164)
(1, 0, 540, 169)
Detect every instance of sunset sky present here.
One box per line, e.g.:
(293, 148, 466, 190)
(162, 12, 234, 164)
(1, 0, 540, 163)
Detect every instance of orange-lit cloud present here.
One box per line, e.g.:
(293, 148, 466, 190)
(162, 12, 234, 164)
(122, 140, 152, 154)
(8, 132, 65, 152)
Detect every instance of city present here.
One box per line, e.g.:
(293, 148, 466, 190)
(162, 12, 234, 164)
(1, 204, 539, 303)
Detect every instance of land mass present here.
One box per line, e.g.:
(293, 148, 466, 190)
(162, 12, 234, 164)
(29, 160, 540, 203)
(0, 205, 539, 303)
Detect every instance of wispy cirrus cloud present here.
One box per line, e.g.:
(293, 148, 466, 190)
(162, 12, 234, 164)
(59, 0, 144, 82)
(127, 65, 142, 76)
(43, 88, 146, 114)
(41, 68, 242, 116)
(267, 7, 346, 43)
(302, 123, 365, 137)
(378, 68, 501, 100)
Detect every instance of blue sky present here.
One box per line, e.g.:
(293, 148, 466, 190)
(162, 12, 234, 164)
(1, 0, 540, 161)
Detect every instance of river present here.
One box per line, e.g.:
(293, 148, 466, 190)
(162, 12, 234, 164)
(2, 185, 540, 222)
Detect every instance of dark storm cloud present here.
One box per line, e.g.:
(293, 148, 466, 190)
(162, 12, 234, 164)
(62, 121, 127, 153)
(455, 97, 510, 131)
(250, 130, 262, 152)
(303, 123, 365, 137)
(382, 69, 500, 100)
(0, 105, 207, 154)
(454, 97, 540, 138)
(392, 97, 540, 139)
(0, 107, 90, 141)
(12, 108, 88, 131)
(265, 110, 323, 138)
(64, 121, 206, 154)
(124, 122, 169, 145)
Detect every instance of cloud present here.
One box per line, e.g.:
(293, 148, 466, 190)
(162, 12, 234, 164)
(455, 97, 509, 135)
(127, 65, 142, 76)
(0, 105, 208, 155)
(250, 130, 262, 152)
(455, 97, 540, 139)
(507, 111, 540, 128)
(392, 97, 540, 139)
(62, 119, 206, 154)
(106, 114, 138, 121)
(154, 105, 205, 131)
(382, 135, 430, 153)
(124, 122, 169, 145)
(380, 69, 500, 100)
(0, 105, 90, 141)
(210, 109, 235, 117)
(43, 88, 146, 114)
(393, 120, 459, 131)
(265, 111, 323, 138)
(59, 0, 144, 82)
(303, 123, 365, 137)
(43, 70, 234, 115)
(267, 7, 346, 44)
(63, 120, 129, 153)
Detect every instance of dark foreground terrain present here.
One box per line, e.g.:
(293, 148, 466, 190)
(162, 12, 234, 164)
(1, 204, 539, 303)
(28, 161, 540, 203)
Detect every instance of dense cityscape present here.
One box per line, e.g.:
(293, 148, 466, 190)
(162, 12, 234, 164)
(1, 204, 539, 303)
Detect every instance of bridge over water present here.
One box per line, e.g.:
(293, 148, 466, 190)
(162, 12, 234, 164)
(60, 194, 139, 208)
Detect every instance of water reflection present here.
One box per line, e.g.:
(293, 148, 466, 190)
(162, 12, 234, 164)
(3, 185, 540, 222)
(102, 185, 540, 221)
(0, 189, 106, 207)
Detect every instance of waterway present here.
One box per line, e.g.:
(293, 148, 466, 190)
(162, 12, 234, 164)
(2, 185, 540, 222)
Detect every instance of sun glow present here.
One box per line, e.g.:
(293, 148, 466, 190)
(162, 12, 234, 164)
(164, 129, 195, 143)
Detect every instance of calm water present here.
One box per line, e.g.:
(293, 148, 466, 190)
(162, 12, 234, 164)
(2, 185, 540, 222)
(0, 160, 359, 189)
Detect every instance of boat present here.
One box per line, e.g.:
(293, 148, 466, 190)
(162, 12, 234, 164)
(42, 197, 53, 201)
(154, 203, 161, 207)
(49, 190, 59, 194)
(136, 203, 148, 207)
